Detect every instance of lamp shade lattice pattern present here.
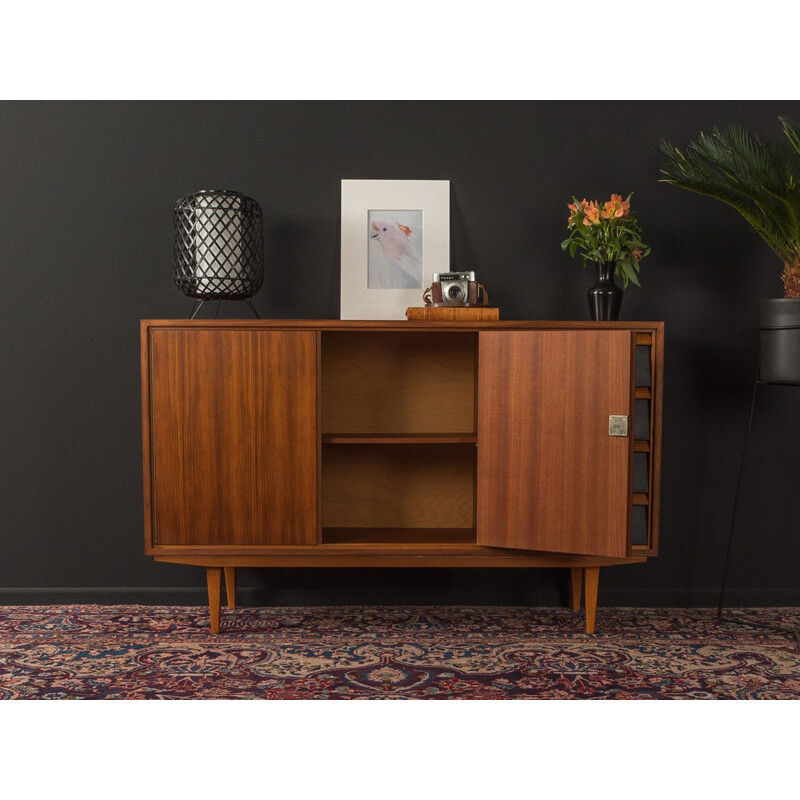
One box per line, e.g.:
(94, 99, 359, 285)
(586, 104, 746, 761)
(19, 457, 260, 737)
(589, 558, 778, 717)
(174, 190, 264, 300)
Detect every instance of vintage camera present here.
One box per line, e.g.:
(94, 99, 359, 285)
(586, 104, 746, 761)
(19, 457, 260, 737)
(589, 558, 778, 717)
(431, 271, 479, 305)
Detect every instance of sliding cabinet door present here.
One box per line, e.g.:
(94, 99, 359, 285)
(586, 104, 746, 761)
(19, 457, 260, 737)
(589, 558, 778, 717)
(146, 327, 318, 547)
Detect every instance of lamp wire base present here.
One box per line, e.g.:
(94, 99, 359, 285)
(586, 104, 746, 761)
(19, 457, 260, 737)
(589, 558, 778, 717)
(188, 299, 260, 320)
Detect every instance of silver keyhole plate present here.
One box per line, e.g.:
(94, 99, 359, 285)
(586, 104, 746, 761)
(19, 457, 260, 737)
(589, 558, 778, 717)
(609, 415, 629, 437)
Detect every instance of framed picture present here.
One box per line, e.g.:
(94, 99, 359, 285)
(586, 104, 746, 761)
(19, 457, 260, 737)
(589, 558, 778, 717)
(340, 179, 450, 319)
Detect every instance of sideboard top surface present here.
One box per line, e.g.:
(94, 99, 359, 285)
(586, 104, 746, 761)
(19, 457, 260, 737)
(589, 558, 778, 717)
(142, 319, 664, 332)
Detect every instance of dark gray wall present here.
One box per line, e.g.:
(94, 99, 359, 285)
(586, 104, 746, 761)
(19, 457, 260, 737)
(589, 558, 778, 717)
(3, 101, 799, 606)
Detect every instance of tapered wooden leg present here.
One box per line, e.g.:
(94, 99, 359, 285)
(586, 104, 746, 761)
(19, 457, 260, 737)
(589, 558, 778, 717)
(224, 567, 236, 609)
(584, 567, 600, 634)
(206, 567, 223, 634)
(570, 567, 583, 611)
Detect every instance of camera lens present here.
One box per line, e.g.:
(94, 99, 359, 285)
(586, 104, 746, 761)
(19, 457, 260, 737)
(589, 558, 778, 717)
(445, 283, 465, 301)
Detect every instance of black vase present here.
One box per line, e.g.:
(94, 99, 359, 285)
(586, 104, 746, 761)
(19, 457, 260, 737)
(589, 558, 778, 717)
(759, 298, 800, 385)
(587, 261, 623, 321)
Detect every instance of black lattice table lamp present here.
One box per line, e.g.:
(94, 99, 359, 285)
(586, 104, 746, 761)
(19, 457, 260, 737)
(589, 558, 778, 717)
(174, 189, 264, 318)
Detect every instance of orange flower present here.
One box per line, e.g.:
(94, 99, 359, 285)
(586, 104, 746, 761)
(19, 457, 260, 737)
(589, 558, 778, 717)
(567, 198, 588, 227)
(583, 201, 601, 226)
(602, 193, 631, 219)
(633, 248, 643, 261)
(567, 207, 576, 227)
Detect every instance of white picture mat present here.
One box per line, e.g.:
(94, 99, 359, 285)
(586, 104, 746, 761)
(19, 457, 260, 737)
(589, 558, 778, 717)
(341, 179, 450, 319)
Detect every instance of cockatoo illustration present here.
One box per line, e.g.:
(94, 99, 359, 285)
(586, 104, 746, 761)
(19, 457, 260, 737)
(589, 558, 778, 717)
(369, 219, 422, 289)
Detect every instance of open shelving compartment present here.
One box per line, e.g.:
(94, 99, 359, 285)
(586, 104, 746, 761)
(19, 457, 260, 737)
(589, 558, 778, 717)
(320, 330, 479, 546)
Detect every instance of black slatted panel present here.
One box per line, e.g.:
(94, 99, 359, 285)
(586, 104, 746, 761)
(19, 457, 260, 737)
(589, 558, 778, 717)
(635, 345, 651, 387)
(635, 399, 650, 440)
(632, 506, 648, 546)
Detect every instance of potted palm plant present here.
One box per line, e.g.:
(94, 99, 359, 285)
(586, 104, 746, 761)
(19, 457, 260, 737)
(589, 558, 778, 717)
(659, 117, 800, 384)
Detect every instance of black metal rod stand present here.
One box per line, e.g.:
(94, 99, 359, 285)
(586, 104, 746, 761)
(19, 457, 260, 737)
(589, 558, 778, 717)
(187, 299, 261, 320)
(716, 361, 800, 649)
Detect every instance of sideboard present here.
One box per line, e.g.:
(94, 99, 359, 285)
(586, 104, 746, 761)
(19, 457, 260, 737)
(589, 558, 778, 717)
(141, 319, 663, 633)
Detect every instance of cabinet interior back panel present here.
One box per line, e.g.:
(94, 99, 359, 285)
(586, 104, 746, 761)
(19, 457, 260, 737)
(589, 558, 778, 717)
(322, 443, 475, 529)
(321, 332, 476, 434)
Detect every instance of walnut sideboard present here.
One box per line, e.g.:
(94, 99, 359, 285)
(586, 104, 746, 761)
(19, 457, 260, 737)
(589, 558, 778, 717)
(141, 319, 663, 633)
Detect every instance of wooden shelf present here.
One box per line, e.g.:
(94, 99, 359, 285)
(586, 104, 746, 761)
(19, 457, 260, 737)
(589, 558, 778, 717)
(322, 528, 477, 545)
(634, 440, 650, 452)
(322, 433, 477, 444)
(633, 493, 649, 506)
(635, 387, 652, 399)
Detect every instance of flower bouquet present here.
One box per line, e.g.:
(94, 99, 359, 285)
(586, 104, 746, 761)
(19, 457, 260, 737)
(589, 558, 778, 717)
(561, 193, 650, 288)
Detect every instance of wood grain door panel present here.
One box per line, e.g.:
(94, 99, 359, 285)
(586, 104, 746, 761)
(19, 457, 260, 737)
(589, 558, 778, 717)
(477, 330, 632, 557)
(148, 329, 318, 546)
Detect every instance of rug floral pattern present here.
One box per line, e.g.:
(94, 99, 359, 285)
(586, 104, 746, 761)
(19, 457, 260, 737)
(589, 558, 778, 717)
(1, 605, 799, 699)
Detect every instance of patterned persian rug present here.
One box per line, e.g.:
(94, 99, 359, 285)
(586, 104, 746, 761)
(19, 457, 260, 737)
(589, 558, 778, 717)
(1, 605, 799, 699)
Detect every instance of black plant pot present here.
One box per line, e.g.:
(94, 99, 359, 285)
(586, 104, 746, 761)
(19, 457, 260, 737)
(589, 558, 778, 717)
(587, 261, 623, 321)
(760, 298, 800, 385)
